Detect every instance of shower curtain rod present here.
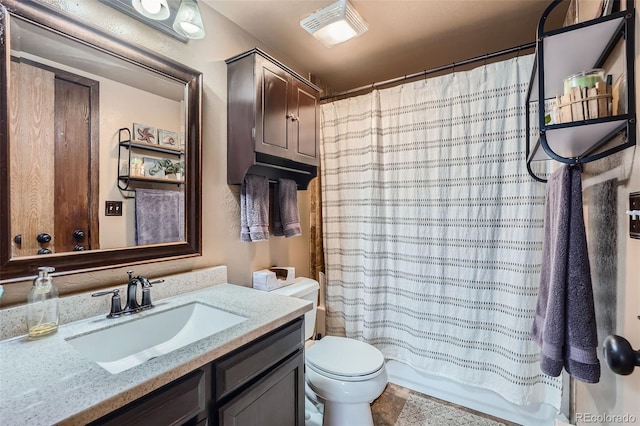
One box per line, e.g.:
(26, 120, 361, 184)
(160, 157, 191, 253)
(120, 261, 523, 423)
(320, 41, 536, 101)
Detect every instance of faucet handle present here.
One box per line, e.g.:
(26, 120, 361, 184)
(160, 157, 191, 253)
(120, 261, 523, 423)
(92, 289, 123, 318)
(142, 278, 165, 288)
(140, 279, 164, 307)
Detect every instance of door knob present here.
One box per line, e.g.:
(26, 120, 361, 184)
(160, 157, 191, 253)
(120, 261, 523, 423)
(37, 248, 52, 255)
(73, 230, 85, 241)
(13, 234, 22, 245)
(36, 233, 52, 244)
(603, 335, 640, 375)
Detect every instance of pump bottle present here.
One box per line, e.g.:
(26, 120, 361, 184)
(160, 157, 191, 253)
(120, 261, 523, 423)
(27, 267, 59, 338)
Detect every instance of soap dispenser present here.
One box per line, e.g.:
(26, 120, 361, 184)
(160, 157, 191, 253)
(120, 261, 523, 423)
(27, 267, 59, 338)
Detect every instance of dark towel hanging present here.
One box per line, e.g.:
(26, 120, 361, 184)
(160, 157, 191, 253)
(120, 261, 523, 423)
(531, 165, 600, 383)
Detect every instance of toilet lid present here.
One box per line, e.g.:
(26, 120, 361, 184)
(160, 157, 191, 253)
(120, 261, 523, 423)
(305, 336, 384, 378)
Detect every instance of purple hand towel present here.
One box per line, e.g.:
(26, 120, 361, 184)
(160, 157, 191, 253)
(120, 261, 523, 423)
(135, 189, 184, 245)
(531, 165, 600, 383)
(272, 179, 301, 238)
(240, 174, 269, 242)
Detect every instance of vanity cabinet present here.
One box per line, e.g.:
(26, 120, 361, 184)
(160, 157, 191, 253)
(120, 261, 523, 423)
(91, 317, 305, 426)
(226, 48, 320, 189)
(212, 317, 305, 426)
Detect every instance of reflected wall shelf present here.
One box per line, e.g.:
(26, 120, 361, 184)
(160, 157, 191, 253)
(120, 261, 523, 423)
(525, 0, 636, 182)
(117, 128, 185, 191)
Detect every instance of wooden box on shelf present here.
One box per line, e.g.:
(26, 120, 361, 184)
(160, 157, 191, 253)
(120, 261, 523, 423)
(555, 82, 611, 123)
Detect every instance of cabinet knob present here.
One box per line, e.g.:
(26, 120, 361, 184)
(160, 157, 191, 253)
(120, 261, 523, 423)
(73, 230, 85, 241)
(37, 248, 52, 255)
(37, 233, 52, 244)
(13, 234, 22, 245)
(73, 245, 85, 251)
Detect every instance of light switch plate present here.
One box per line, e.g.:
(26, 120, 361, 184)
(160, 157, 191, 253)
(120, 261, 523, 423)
(105, 201, 123, 217)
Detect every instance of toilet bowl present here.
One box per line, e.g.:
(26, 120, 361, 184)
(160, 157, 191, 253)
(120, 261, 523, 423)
(271, 278, 388, 426)
(306, 336, 387, 426)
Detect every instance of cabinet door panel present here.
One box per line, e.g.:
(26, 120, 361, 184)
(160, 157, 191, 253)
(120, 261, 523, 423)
(291, 82, 318, 165)
(219, 350, 304, 426)
(259, 65, 289, 155)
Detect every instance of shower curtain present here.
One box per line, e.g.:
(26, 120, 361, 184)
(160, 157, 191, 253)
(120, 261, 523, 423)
(320, 55, 562, 408)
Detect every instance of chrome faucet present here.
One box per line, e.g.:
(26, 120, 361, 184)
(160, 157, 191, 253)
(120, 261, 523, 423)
(92, 271, 164, 318)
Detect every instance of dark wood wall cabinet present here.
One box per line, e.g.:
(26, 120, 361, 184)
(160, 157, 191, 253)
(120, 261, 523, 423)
(91, 317, 305, 426)
(226, 48, 320, 189)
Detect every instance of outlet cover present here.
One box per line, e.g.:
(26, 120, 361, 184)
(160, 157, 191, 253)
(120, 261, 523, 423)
(105, 201, 123, 216)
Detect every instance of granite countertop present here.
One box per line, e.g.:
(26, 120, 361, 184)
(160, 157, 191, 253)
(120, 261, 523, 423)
(0, 283, 312, 425)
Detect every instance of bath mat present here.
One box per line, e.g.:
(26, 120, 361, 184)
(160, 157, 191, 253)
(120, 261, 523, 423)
(395, 394, 506, 426)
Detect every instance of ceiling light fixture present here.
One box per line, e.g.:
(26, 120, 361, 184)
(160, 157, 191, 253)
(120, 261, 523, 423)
(173, 0, 206, 39)
(132, 0, 170, 20)
(300, 0, 368, 47)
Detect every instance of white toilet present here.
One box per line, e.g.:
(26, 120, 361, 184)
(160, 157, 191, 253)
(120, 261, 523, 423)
(271, 278, 387, 426)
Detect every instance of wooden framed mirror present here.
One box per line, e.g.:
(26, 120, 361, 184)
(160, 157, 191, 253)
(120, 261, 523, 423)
(0, 0, 202, 281)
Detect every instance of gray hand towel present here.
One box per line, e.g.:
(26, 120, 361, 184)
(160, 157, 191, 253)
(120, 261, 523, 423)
(531, 165, 600, 383)
(135, 188, 184, 245)
(240, 174, 269, 242)
(274, 179, 301, 238)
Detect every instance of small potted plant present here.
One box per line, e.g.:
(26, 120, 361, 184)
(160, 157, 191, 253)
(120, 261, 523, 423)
(173, 161, 185, 180)
(157, 159, 176, 178)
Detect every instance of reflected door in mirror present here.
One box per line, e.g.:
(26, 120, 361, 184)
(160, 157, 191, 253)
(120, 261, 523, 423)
(10, 60, 99, 256)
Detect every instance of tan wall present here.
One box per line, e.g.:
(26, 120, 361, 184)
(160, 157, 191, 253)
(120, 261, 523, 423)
(0, 0, 311, 304)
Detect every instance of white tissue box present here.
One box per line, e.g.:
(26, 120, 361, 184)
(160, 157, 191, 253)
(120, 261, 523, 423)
(269, 267, 295, 285)
(252, 270, 280, 291)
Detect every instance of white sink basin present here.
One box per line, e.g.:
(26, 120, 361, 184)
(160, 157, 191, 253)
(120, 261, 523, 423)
(66, 302, 247, 374)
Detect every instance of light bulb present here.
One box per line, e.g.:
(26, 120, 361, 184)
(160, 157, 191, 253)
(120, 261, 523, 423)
(180, 21, 200, 35)
(141, 0, 162, 15)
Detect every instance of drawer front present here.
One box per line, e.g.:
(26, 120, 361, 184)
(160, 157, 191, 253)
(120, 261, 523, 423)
(92, 368, 207, 426)
(215, 317, 303, 399)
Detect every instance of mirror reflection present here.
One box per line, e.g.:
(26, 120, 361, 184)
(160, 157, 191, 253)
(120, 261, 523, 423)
(1, 0, 202, 281)
(9, 16, 186, 257)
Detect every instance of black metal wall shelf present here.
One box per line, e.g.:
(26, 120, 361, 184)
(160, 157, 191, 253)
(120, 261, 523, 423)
(117, 127, 184, 191)
(525, 0, 636, 183)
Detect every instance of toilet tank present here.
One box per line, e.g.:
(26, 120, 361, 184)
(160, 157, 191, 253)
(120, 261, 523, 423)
(271, 277, 319, 340)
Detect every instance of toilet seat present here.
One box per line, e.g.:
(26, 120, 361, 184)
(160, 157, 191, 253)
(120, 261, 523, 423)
(305, 336, 385, 382)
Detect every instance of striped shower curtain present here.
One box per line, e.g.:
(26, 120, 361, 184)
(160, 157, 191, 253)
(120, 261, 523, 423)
(320, 55, 561, 408)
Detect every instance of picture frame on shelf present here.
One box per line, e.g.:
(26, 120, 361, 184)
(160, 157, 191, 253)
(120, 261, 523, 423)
(143, 157, 165, 178)
(133, 123, 156, 144)
(158, 129, 179, 148)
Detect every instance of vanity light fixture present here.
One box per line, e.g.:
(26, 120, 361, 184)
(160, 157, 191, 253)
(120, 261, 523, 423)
(132, 0, 170, 20)
(300, 0, 368, 47)
(173, 0, 206, 39)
